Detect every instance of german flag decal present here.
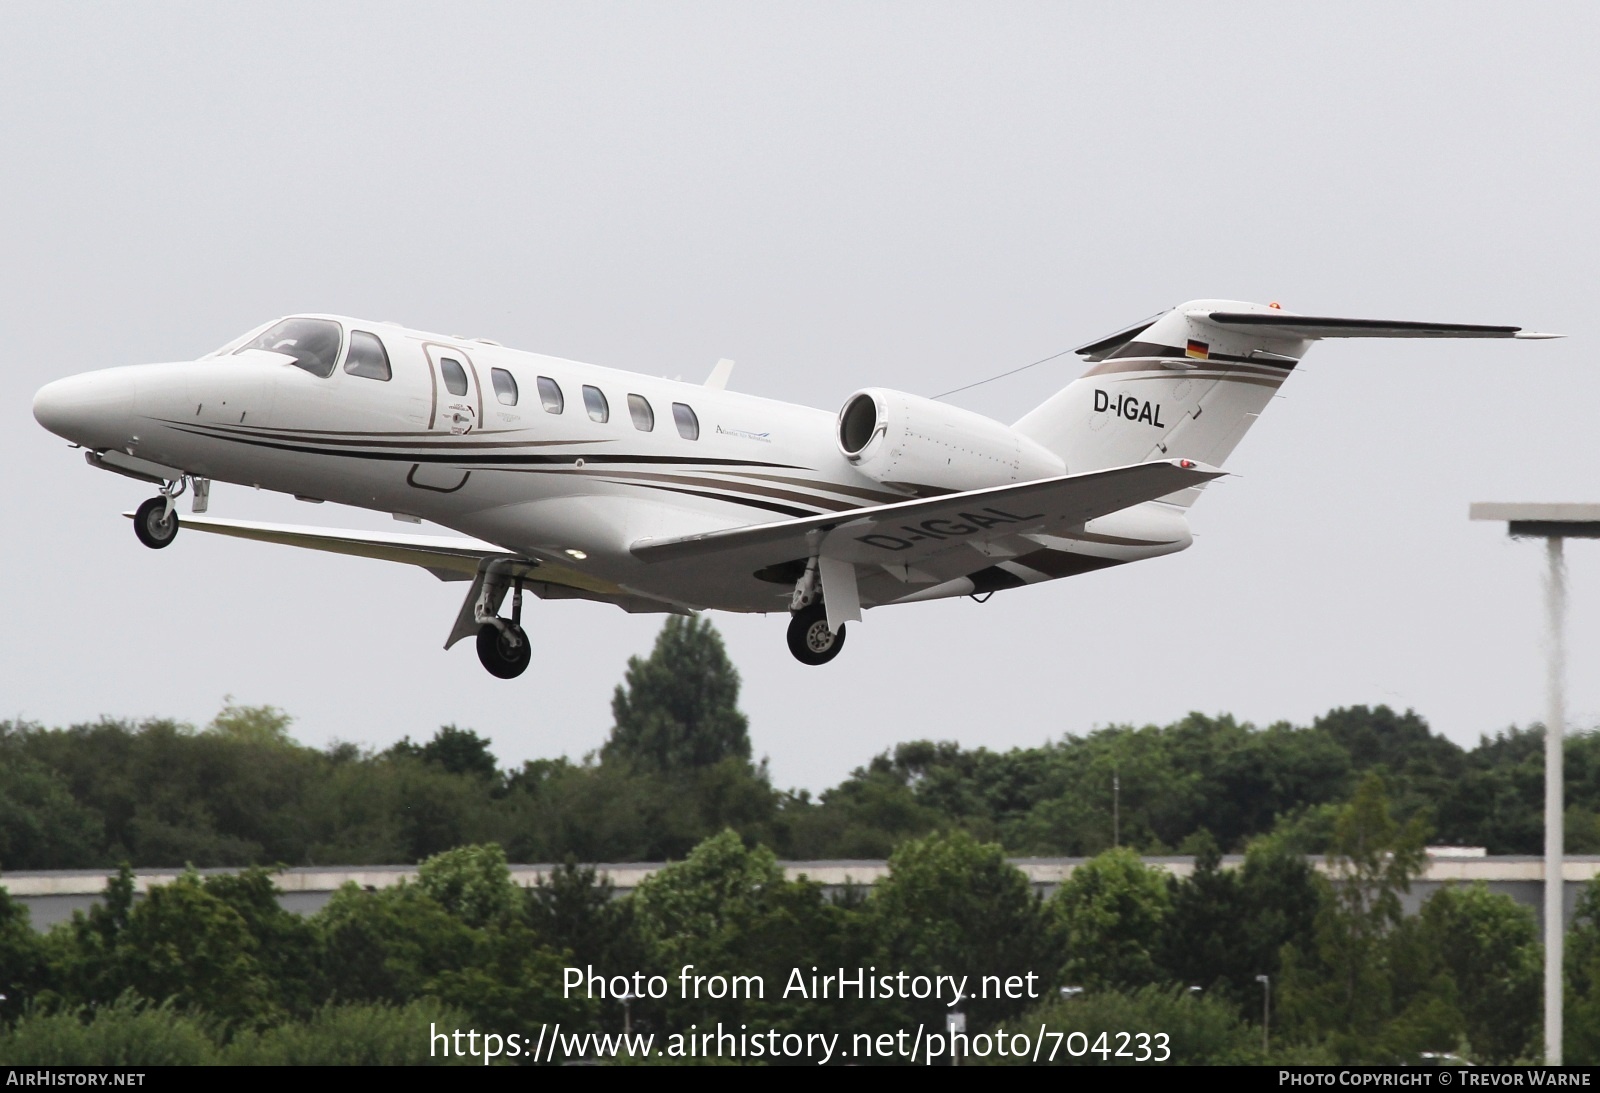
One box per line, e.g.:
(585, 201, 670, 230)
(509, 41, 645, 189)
(1185, 339, 1210, 360)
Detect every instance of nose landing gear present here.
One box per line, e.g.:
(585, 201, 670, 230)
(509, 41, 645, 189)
(133, 496, 178, 549)
(132, 478, 188, 549)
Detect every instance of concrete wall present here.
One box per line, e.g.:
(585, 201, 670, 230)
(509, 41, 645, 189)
(7, 854, 1597, 931)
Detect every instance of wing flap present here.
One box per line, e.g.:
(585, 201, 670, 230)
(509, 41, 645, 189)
(631, 459, 1223, 569)
(139, 514, 684, 616)
(142, 514, 510, 578)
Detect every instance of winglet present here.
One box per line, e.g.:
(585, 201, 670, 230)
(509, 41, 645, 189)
(705, 358, 735, 390)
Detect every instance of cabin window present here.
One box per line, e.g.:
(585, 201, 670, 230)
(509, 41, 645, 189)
(344, 331, 391, 381)
(235, 317, 342, 377)
(672, 402, 699, 440)
(627, 393, 654, 432)
(537, 376, 564, 414)
(491, 367, 518, 406)
(440, 357, 468, 396)
(583, 385, 609, 423)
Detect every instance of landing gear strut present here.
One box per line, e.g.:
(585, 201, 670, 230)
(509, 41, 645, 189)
(475, 571, 531, 679)
(787, 602, 846, 666)
(133, 479, 187, 550)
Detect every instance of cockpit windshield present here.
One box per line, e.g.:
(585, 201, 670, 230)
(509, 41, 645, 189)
(232, 318, 343, 377)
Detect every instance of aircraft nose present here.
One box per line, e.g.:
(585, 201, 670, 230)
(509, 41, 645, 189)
(32, 371, 137, 449)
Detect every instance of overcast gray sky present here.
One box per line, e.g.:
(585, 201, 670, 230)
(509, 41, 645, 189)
(3, 3, 1597, 793)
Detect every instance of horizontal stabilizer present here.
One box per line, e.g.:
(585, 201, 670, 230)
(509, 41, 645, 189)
(1201, 312, 1558, 340)
(631, 458, 1223, 571)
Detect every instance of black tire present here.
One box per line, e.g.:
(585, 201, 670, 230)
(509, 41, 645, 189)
(476, 621, 531, 679)
(787, 604, 846, 666)
(133, 496, 179, 549)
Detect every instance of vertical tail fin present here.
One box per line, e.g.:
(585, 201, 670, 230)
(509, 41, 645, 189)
(1013, 299, 1540, 508)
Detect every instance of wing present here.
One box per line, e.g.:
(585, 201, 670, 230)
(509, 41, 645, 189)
(140, 514, 682, 616)
(633, 459, 1222, 629)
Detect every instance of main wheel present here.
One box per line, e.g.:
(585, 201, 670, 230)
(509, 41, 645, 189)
(787, 604, 846, 666)
(476, 621, 531, 679)
(133, 496, 179, 549)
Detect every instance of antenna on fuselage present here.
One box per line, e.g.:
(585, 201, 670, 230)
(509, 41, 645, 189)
(704, 358, 735, 391)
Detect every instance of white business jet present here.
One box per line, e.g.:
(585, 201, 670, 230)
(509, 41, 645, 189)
(32, 301, 1552, 676)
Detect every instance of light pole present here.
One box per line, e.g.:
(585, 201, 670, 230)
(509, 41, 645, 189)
(619, 990, 635, 1038)
(1112, 765, 1120, 848)
(1470, 502, 1600, 1066)
(1256, 974, 1270, 1056)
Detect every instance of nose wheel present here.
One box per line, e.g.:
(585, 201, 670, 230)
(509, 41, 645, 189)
(133, 495, 179, 549)
(787, 603, 846, 666)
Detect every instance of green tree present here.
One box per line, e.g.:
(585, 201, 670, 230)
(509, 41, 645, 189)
(1279, 773, 1442, 1061)
(0, 996, 219, 1066)
(304, 754, 498, 864)
(0, 755, 103, 870)
(1419, 884, 1538, 1062)
(386, 726, 499, 780)
(0, 885, 47, 1023)
(993, 985, 1260, 1066)
(872, 829, 1057, 1026)
(316, 882, 477, 1006)
(427, 920, 593, 1037)
(205, 701, 295, 748)
(526, 861, 644, 974)
(604, 617, 750, 773)
(417, 843, 517, 929)
(1234, 837, 1322, 993)
(222, 1000, 478, 1065)
(1566, 876, 1600, 1063)
(50, 868, 276, 1026)
(1053, 847, 1170, 992)
(630, 830, 865, 1034)
(199, 867, 323, 1021)
(1156, 835, 1248, 994)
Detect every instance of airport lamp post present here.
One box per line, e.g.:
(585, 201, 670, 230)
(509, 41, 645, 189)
(1470, 502, 1600, 1066)
(1256, 975, 1270, 1057)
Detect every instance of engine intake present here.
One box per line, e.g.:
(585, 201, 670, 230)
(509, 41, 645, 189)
(836, 388, 1065, 493)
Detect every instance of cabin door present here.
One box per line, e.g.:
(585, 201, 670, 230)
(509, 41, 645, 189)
(423, 345, 482, 435)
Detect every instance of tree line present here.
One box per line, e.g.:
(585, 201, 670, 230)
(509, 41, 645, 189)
(6, 785, 1600, 1065)
(4, 614, 1599, 1064)
(1, 617, 1595, 870)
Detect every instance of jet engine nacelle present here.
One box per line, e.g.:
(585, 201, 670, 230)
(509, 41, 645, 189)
(837, 387, 1066, 493)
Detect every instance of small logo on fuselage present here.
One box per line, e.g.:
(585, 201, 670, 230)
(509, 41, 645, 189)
(716, 425, 771, 443)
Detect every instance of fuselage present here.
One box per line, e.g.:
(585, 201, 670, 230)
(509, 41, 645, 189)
(32, 314, 1191, 612)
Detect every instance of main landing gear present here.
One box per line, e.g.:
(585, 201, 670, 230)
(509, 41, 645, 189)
(132, 478, 189, 549)
(786, 555, 846, 665)
(477, 621, 531, 679)
(475, 569, 531, 679)
(787, 602, 846, 666)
